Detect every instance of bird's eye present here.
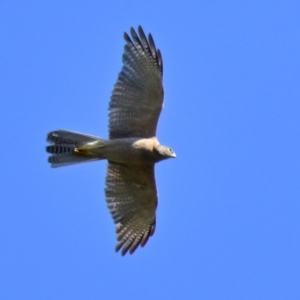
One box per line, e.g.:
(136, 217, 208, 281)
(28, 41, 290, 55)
(168, 148, 173, 153)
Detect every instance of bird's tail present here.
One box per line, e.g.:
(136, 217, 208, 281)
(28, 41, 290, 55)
(46, 129, 106, 168)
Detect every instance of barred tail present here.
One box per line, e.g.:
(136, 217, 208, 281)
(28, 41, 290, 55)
(46, 129, 106, 168)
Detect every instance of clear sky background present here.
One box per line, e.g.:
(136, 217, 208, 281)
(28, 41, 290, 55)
(1, 1, 299, 299)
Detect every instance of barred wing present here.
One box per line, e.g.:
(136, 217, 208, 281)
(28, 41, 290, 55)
(105, 161, 157, 255)
(108, 26, 164, 139)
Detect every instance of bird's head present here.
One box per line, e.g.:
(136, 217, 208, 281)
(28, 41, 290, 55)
(154, 145, 176, 161)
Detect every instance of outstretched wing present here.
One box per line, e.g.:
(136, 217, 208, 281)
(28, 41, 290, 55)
(108, 26, 164, 139)
(105, 161, 157, 255)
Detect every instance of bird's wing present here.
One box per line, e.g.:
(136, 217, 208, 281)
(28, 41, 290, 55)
(105, 161, 157, 255)
(108, 26, 164, 139)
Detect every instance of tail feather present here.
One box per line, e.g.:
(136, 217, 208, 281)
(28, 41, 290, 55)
(47, 129, 102, 145)
(46, 129, 105, 168)
(46, 144, 75, 154)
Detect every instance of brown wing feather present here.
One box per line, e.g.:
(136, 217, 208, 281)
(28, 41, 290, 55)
(105, 161, 157, 255)
(108, 26, 164, 139)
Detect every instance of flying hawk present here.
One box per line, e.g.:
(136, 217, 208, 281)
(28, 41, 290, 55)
(46, 26, 175, 255)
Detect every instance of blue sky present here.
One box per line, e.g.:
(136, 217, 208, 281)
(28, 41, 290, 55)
(1, 1, 299, 299)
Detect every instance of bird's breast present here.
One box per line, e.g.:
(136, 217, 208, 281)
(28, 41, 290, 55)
(103, 138, 157, 164)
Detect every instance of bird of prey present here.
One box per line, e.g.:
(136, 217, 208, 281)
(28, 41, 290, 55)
(46, 26, 175, 256)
